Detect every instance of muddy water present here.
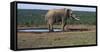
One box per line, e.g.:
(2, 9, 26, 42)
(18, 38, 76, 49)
(18, 29, 62, 32)
(18, 28, 90, 33)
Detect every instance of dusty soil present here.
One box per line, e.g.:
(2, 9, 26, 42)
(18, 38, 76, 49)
(64, 25, 96, 31)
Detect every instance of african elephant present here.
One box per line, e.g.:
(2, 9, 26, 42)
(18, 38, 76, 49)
(45, 8, 80, 32)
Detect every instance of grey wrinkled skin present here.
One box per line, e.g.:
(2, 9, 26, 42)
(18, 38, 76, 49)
(45, 8, 80, 32)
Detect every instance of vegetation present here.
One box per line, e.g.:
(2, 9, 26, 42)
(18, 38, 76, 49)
(17, 9, 96, 27)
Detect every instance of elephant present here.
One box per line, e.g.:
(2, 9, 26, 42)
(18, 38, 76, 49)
(45, 8, 80, 32)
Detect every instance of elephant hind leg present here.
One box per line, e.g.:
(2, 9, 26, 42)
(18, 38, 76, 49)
(48, 24, 54, 32)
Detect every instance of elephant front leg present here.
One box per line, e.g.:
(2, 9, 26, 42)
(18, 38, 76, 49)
(64, 18, 70, 31)
(61, 18, 68, 31)
(62, 22, 66, 31)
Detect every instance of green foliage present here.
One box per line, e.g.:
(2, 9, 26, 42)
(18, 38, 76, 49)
(17, 9, 96, 26)
(73, 11, 96, 25)
(17, 9, 47, 26)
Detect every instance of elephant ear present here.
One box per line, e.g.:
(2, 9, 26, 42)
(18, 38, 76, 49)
(67, 9, 73, 17)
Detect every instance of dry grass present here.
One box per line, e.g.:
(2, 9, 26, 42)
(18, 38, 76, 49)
(17, 30, 96, 49)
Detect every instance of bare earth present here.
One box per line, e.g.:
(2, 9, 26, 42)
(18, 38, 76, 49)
(17, 25, 96, 49)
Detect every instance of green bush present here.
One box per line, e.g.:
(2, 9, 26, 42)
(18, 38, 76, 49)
(17, 9, 96, 26)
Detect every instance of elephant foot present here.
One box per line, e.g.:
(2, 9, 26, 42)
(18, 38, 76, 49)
(62, 28, 66, 31)
(65, 30, 70, 32)
(62, 29, 70, 32)
(49, 30, 54, 32)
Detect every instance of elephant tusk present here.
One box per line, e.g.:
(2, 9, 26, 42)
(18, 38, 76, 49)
(72, 17, 80, 20)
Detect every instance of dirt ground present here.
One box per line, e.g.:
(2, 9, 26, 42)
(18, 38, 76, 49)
(17, 25, 96, 49)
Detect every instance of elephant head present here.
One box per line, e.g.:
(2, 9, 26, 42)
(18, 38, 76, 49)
(64, 9, 80, 20)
